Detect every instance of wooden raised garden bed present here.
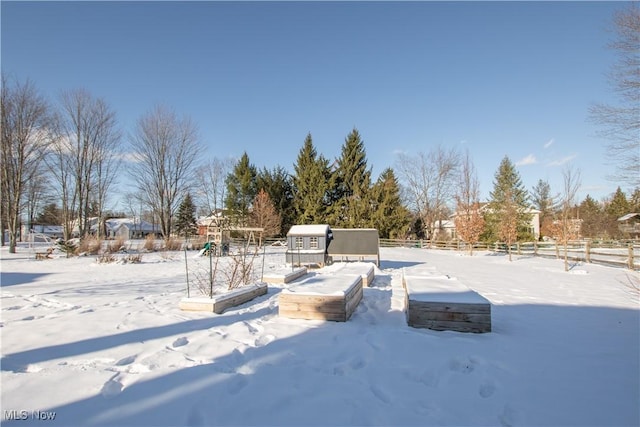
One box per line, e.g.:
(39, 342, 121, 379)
(179, 283, 268, 314)
(403, 273, 491, 333)
(279, 275, 363, 322)
(262, 267, 308, 284)
(332, 262, 376, 287)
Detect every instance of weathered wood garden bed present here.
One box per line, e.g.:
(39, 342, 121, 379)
(279, 275, 363, 322)
(179, 283, 268, 314)
(262, 267, 308, 284)
(332, 262, 376, 287)
(402, 272, 491, 333)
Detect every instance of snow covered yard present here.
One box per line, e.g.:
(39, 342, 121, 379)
(1, 245, 638, 426)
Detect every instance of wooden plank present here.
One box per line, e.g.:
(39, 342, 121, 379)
(279, 308, 346, 322)
(263, 267, 308, 284)
(408, 309, 491, 324)
(408, 300, 491, 314)
(179, 284, 267, 313)
(408, 318, 491, 333)
(279, 301, 347, 315)
(279, 293, 344, 304)
(345, 286, 363, 320)
(213, 284, 268, 314)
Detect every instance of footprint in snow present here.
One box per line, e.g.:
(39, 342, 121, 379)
(449, 357, 476, 374)
(243, 321, 261, 334)
(115, 355, 137, 366)
(172, 337, 189, 348)
(479, 380, 496, 398)
(101, 378, 123, 399)
(370, 385, 391, 404)
(22, 315, 36, 321)
(254, 334, 275, 347)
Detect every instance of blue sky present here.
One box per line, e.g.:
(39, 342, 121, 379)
(1, 1, 629, 205)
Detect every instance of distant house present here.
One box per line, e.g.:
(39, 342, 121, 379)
(71, 217, 159, 239)
(443, 205, 541, 241)
(286, 224, 333, 267)
(618, 213, 640, 238)
(28, 224, 64, 240)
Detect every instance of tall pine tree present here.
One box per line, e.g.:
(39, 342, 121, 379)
(579, 194, 604, 238)
(329, 128, 372, 228)
(531, 179, 558, 239)
(174, 193, 197, 238)
(225, 152, 257, 225)
(292, 133, 331, 225)
(371, 168, 411, 238)
(484, 156, 532, 242)
(256, 165, 294, 236)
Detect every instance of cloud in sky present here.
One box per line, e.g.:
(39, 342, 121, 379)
(516, 154, 537, 166)
(544, 139, 554, 149)
(548, 154, 577, 166)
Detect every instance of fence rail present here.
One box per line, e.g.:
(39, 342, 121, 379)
(377, 238, 640, 270)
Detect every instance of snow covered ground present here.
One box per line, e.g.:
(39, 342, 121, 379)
(1, 244, 638, 426)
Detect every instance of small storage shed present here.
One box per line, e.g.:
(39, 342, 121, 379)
(327, 228, 380, 266)
(286, 224, 333, 267)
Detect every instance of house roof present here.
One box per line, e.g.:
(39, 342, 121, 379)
(287, 224, 331, 236)
(618, 213, 639, 222)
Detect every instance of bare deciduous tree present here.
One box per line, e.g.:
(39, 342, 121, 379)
(454, 150, 484, 255)
(194, 157, 231, 216)
(590, 4, 639, 188)
(396, 146, 460, 246)
(128, 105, 200, 240)
(249, 189, 281, 238)
(552, 166, 582, 272)
(52, 89, 120, 239)
(1, 75, 52, 252)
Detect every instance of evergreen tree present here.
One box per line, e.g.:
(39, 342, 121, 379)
(606, 186, 630, 218)
(371, 168, 411, 239)
(579, 195, 604, 238)
(225, 152, 257, 224)
(484, 156, 532, 242)
(174, 193, 197, 238)
(256, 165, 294, 236)
(630, 188, 640, 212)
(531, 179, 559, 239)
(36, 203, 62, 225)
(292, 133, 331, 224)
(329, 128, 372, 228)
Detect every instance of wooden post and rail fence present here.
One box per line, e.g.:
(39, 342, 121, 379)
(376, 238, 639, 271)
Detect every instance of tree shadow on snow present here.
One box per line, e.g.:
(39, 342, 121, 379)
(0, 304, 274, 373)
(0, 271, 53, 288)
(3, 303, 639, 427)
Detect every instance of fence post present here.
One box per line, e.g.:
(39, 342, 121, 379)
(517, 242, 521, 255)
(585, 240, 591, 263)
(629, 244, 634, 270)
(534, 240, 538, 256)
(555, 242, 559, 259)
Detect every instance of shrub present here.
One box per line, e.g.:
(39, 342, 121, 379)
(78, 236, 102, 255)
(122, 253, 143, 264)
(164, 237, 183, 251)
(108, 236, 127, 253)
(143, 234, 157, 252)
(96, 253, 116, 264)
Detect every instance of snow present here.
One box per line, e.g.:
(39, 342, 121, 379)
(286, 224, 330, 236)
(1, 244, 639, 426)
(282, 275, 361, 297)
(403, 274, 490, 304)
